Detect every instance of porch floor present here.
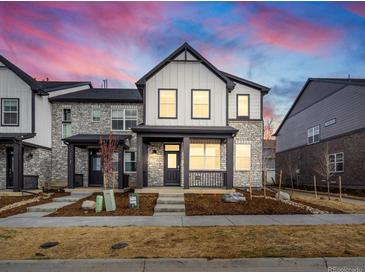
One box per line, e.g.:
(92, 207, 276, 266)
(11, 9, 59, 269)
(135, 187, 235, 194)
(64, 187, 130, 194)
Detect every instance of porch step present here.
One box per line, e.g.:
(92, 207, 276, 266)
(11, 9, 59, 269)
(158, 193, 185, 198)
(157, 197, 185, 204)
(153, 212, 186, 216)
(53, 195, 89, 202)
(154, 204, 185, 213)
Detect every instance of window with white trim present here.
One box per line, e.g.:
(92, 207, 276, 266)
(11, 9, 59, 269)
(1, 98, 19, 126)
(111, 109, 138, 131)
(124, 151, 136, 172)
(190, 143, 220, 170)
(62, 108, 71, 138)
(235, 144, 251, 171)
(329, 152, 344, 173)
(92, 106, 101, 122)
(307, 125, 320, 144)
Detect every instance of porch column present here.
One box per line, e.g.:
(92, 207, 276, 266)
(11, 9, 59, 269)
(67, 144, 75, 188)
(183, 137, 190, 189)
(142, 142, 148, 187)
(117, 146, 125, 189)
(136, 134, 143, 189)
(226, 136, 233, 189)
(12, 141, 23, 192)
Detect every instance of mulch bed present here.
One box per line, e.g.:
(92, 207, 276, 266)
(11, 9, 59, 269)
(185, 192, 311, 215)
(0, 191, 70, 218)
(48, 193, 158, 217)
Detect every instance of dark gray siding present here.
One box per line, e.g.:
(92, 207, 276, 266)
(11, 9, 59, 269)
(277, 85, 365, 152)
(289, 81, 345, 117)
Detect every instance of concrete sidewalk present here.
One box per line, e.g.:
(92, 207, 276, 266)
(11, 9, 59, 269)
(0, 257, 364, 271)
(0, 214, 364, 227)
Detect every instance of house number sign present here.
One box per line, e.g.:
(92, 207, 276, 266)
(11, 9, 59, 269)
(129, 193, 140, 209)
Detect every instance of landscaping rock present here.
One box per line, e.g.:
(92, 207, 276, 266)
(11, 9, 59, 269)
(40, 242, 59, 249)
(111, 242, 128, 250)
(275, 191, 291, 201)
(222, 193, 246, 203)
(81, 200, 96, 210)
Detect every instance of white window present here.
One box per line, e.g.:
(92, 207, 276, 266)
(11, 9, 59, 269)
(192, 90, 210, 119)
(159, 89, 177, 118)
(307, 125, 320, 144)
(62, 108, 71, 138)
(111, 109, 138, 131)
(329, 152, 344, 173)
(92, 106, 101, 122)
(237, 94, 249, 118)
(235, 144, 251, 171)
(1, 99, 19, 126)
(190, 143, 220, 170)
(124, 151, 136, 172)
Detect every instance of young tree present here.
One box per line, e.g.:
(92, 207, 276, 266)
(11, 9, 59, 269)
(99, 132, 119, 190)
(313, 143, 335, 200)
(264, 118, 274, 140)
(283, 151, 299, 193)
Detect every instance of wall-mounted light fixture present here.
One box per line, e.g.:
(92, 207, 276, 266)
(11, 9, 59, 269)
(152, 149, 157, 154)
(26, 153, 33, 160)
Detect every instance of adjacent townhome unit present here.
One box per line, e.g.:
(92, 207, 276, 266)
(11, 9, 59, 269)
(132, 43, 269, 189)
(0, 42, 270, 191)
(0, 55, 91, 191)
(274, 78, 365, 190)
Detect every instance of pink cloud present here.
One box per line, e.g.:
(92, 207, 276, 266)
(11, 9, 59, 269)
(343, 3, 365, 18)
(248, 5, 341, 54)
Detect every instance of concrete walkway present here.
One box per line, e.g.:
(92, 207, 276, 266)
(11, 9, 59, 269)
(0, 257, 364, 271)
(0, 214, 364, 228)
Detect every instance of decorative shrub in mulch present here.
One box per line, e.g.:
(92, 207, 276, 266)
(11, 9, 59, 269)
(184, 192, 313, 215)
(48, 193, 158, 217)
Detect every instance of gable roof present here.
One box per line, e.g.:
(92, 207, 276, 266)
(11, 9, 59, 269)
(273, 77, 365, 136)
(221, 70, 270, 94)
(135, 42, 235, 92)
(0, 55, 92, 95)
(48, 88, 142, 103)
(0, 55, 45, 94)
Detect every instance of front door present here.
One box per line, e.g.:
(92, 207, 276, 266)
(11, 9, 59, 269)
(89, 149, 103, 186)
(164, 150, 181, 186)
(6, 147, 14, 188)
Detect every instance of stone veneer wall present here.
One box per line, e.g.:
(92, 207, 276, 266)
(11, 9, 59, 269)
(0, 145, 7, 189)
(23, 146, 52, 189)
(229, 120, 263, 188)
(51, 102, 143, 187)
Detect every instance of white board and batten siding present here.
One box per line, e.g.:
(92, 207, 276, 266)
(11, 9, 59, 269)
(145, 61, 227, 126)
(228, 82, 262, 120)
(0, 66, 32, 133)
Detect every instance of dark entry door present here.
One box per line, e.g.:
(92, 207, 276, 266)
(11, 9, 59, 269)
(164, 151, 181, 186)
(89, 149, 103, 186)
(6, 147, 14, 188)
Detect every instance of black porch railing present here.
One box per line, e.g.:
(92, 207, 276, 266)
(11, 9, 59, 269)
(189, 171, 227, 188)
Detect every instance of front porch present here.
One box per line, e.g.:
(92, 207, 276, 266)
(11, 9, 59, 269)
(135, 187, 234, 194)
(132, 125, 238, 189)
(64, 134, 131, 189)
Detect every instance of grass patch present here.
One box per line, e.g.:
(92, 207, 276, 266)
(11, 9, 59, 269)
(0, 225, 364, 259)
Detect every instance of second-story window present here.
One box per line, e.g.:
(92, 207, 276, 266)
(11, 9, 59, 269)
(237, 94, 249, 119)
(92, 106, 101, 122)
(111, 109, 138, 131)
(158, 89, 177, 119)
(1, 98, 19, 126)
(307, 125, 320, 144)
(62, 108, 72, 138)
(192, 90, 210, 119)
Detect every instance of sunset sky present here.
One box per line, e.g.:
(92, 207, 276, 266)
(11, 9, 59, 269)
(1, 2, 365, 130)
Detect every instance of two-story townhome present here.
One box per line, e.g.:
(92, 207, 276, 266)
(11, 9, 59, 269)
(1, 42, 270, 191)
(274, 78, 365, 190)
(0, 55, 91, 191)
(132, 43, 269, 189)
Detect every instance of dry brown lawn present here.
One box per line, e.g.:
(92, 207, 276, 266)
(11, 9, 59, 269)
(0, 225, 364, 260)
(291, 193, 365, 214)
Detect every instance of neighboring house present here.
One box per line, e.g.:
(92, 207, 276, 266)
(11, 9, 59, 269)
(274, 78, 365, 190)
(0, 55, 91, 191)
(263, 139, 276, 184)
(0, 42, 270, 191)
